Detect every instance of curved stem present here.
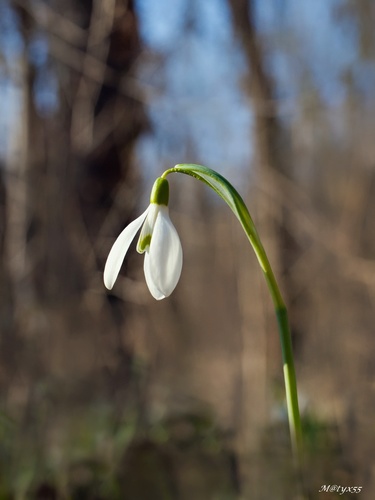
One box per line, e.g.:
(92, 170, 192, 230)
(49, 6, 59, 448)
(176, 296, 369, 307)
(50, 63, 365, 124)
(162, 164, 303, 458)
(243, 232, 303, 456)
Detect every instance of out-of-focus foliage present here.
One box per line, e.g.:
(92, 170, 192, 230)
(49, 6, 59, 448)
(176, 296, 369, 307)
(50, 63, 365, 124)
(0, 0, 374, 498)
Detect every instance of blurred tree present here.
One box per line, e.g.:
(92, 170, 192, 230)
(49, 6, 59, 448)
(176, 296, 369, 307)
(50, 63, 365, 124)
(227, 0, 301, 340)
(12, 0, 146, 300)
(3, 0, 147, 445)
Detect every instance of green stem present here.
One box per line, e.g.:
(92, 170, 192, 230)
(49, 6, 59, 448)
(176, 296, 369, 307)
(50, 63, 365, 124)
(235, 220, 303, 457)
(162, 164, 303, 459)
(245, 230, 303, 456)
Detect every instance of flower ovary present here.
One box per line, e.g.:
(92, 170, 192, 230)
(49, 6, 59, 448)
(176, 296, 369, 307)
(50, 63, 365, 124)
(150, 177, 169, 206)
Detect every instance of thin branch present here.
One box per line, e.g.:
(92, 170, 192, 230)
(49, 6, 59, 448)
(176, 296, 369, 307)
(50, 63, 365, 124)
(13, 0, 86, 47)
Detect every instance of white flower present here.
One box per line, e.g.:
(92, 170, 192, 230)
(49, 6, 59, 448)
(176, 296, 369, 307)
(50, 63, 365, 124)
(104, 179, 183, 300)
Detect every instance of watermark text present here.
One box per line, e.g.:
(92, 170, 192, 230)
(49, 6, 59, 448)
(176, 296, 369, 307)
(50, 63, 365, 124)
(319, 485, 362, 494)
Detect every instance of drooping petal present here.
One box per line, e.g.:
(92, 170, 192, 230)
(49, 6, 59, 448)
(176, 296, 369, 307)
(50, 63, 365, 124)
(146, 206, 183, 298)
(104, 207, 150, 290)
(144, 251, 165, 300)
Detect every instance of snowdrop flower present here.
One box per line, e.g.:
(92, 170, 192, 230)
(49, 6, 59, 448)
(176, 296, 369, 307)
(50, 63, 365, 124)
(104, 177, 183, 300)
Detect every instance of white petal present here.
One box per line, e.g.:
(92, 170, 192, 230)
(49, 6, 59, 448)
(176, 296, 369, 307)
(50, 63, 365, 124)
(146, 206, 183, 298)
(103, 207, 150, 290)
(144, 252, 165, 300)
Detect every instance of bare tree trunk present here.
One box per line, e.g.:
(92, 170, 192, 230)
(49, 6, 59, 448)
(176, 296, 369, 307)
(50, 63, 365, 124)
(227, 0, 299, 494)
(6, 0, 147, 417)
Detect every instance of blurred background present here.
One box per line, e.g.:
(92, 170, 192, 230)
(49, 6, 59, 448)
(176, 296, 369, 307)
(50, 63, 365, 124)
(0, 0, 375, 498)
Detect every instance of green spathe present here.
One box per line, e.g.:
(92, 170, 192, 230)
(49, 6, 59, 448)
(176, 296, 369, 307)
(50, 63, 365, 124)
(150, 177, 169, 206)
